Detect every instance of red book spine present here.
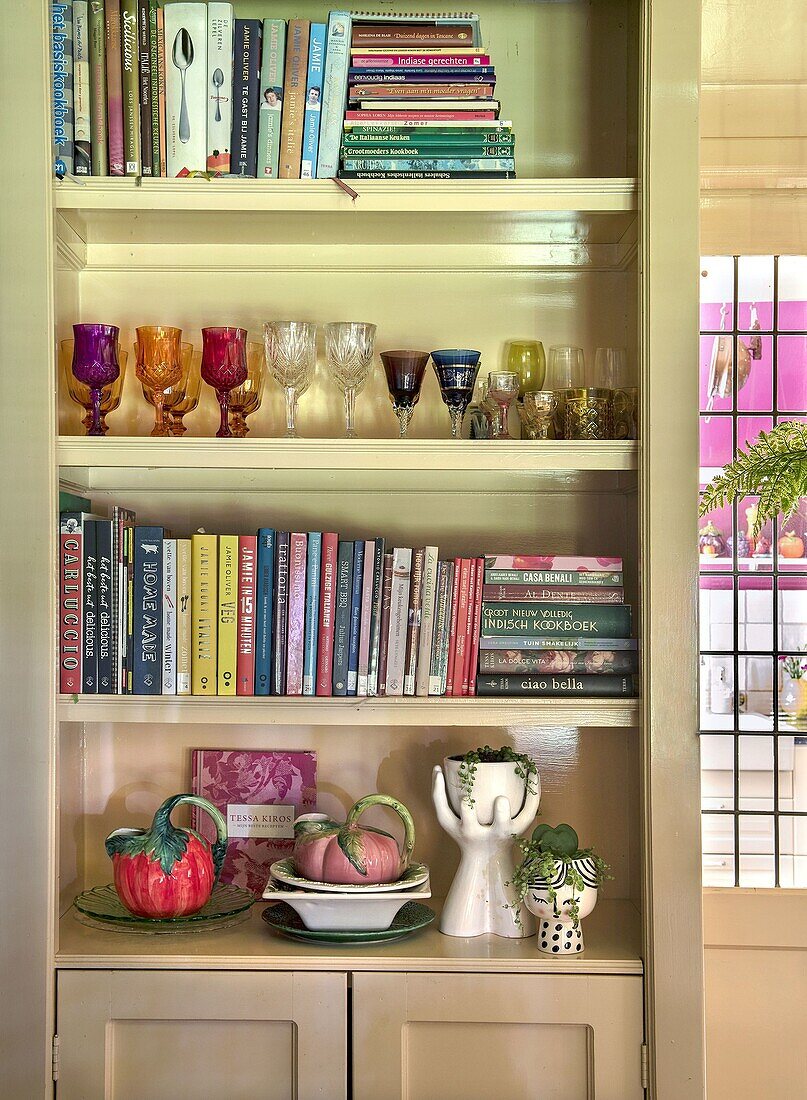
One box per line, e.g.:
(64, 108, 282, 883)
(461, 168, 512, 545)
(236, 535, 257, 695)
(286, 533, 308, 696)
(60, 531, 83, 693)
(460, 558, 477, 696)
(350, 53, 492, 68)
(452, 559, 471, 697)
(466, 557, 484, 697)
(316, 533, 339, 696)
(444, 557, 463, 697)
(377, 552, 394, 696)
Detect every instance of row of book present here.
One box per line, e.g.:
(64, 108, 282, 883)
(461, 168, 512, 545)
(59, 504, 638, 699)
(338, 13, 515, 180)
(50, 4, 511, 182)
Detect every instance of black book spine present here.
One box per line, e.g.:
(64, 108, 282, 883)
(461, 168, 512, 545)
(96, 520, 114, 693)
(475, 674, 637, 697)
(366, 536, 385, 696)
(132, 526, 163, 694)
(137, 0, 152, 174)
(82, 520, 98, 693)
(346, 538, 365, 696)
(230, 19, 262, 177)
(271, 532, 290, 695)
(332, 540, 354, 696)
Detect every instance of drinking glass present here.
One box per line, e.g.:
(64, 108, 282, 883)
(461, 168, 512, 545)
(593, 346, 636, 438)
(201, 327, 248, 438)
(135, 326, 184, 436)
(431, 349, 481, 439)
(380, 351, 430, 437)
(519, 390, 557, 439)
(485, 370, 520, 439)
(61, 340, 128, 435)
(140, 342, 195, 433)
(507, 340, 546, 397)
(547, 345, 585, 438)
(264, 321, 317, 438)
(71, 323, 121, 436)
(324, 321, 377, 439)
(229, 342, 266, 437)
(166, 356, 202, 435)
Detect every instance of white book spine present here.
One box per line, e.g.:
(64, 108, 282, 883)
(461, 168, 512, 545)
(162, 539, 177, 694)
(164, 2, 208, 175)
(415, 545, 439, 697)
(176, 539, 192, 694)
(73, 2, 91, 174)
(384, 547, 411, 697)
(206, 3, 233, 171)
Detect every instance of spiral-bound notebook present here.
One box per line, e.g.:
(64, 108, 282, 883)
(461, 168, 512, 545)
(350, 11, 482, 47)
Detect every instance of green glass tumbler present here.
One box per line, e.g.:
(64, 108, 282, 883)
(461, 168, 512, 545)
(507, 340, 546, 398)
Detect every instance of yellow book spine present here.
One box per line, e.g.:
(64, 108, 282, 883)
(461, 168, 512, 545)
(191, 533, 217, 695)
(217, 534, 238, 695)
(176, 539, 192, 695)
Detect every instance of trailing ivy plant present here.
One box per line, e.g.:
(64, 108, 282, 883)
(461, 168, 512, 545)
(507, 823, 611, 930)
(699, 421, 807, 536)
(452, 745, 539, 806)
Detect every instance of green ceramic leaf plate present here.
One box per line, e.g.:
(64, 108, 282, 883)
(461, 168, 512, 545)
(269, 858, 429, 894)
(261, 901, 436, 944)
(73, 883, 254, 934)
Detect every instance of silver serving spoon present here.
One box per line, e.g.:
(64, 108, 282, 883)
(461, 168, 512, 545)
(212, 68, 224, 122)
(172, 28, 194, 144)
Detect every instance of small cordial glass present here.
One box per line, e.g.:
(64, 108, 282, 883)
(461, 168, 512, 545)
(431, 349, 481, 439)
(485, 370, 520, 440)
(380, 351, 430, 438)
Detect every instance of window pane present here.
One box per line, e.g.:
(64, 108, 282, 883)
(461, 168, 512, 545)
(738, 814, 775, 887)
(700, 414, 733, 469)
(700, 577, 734, 650)
(777, 335, 807, 412)
(738, 735, 773, 810)
(739, 576, 773, 652)
(700, 256, 735, 331)
(737, 255, 774, 331)
(700, 657, 734, 729)
(738, 656, 774, 730)
(699, 335, 732, 413)
(777, 257, 807, 330)
(737, 335, 773, 412)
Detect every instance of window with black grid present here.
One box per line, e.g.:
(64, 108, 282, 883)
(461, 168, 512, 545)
(699, 255, 807, 888)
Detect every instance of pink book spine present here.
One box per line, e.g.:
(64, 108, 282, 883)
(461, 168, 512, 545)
(60, 530, 83, 693)
(482, 584, 624, 602)
(236, 535, 257, 695)
(345, 110, 497, 121)
(357, 540, 375, 697)
(444, 557, 463, 697)
(286, 533, 308, 696)
(466, 557, 484, 697)
(451, 559, 471, 697)
(460, 558, 478, 696)
(351, 53, 492, 68)
(485, 555, 623, 571)
(105, 0, 125, 175)
(316, 533, 338, 696)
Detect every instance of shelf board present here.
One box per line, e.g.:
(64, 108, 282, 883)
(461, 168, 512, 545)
(57, 898, 643, 976)
(58, 438, 639, 493)
(54, 176, 638, 215)
(57, 695, 640, 728)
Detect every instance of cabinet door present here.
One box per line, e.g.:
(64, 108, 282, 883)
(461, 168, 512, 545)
(57, 970, 346, 1100)
(353, 972, 644, 1100)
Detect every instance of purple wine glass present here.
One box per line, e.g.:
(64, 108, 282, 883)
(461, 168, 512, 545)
(201, 327, 248, 438)
(71, 324, 121, 436)
(380, 351, 430, 437)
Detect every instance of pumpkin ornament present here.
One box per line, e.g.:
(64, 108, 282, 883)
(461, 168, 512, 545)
(698, 521, 725, 557)
(105, 793, 228, 918)
(779, 531, 805, 559)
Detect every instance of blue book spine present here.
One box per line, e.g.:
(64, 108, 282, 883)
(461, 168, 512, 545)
(303, 532, 322, 695)
(51, 1, 74, 176)
(332, 540, 353, 695)
(316, 11, 351, 177)
(132, 526, 163, 695)
(342, 156, 515, 172)
(301, 23, 326, 177)
(82, 518, 98, 693)
(254, 528, 275, 696)
(96, 519, 114, 694)
(347, 539, 365, 696)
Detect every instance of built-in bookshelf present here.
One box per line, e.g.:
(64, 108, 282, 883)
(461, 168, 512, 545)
(0, 0, 704, 1094)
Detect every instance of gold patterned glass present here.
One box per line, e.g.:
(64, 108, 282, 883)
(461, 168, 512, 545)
(519, 390, 557, 439)
(264, 321, 317, 438)
(230, 342, 266, 437)
(547, 345, 585, 439)
(60, 340, 129, 436)
(141, 343, 195, 435)
(135, 326, 184, 436)
(564, 388, 614, 439)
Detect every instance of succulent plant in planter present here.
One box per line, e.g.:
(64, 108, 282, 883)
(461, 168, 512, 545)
(443, 745, 540, 824)
(509, 822, 610, 953)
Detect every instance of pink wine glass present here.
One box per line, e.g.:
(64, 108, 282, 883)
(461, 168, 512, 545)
(201, 326, 248, 438)
(71, 323, 121, 436)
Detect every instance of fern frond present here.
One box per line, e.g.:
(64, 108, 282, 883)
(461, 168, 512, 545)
(699, 422, 807, 534)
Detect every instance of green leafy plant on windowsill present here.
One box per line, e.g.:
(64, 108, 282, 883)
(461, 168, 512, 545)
(699, 422, 807, 535)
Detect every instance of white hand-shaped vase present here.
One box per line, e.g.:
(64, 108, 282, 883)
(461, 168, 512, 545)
(432, 764, 541, 938)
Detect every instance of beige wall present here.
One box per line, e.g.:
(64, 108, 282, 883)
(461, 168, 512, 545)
(701, 1, 807, 1096)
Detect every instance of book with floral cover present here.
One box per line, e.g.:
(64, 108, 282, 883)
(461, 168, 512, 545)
(191, 749, 317, 895)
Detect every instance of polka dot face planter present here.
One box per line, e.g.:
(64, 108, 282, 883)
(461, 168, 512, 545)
(524, 856, 600, 954)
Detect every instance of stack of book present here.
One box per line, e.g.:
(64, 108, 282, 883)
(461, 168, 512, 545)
(58, 505, 486, 698)
(476, 555, 639, 696)
(338, 13, 514, 180)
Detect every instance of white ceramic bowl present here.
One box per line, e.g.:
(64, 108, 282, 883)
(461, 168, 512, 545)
(262, 879, 432, 931)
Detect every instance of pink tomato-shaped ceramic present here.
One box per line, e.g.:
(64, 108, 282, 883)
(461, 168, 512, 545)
(105, 794, 228, 918)
(293, 794, 416, 885)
